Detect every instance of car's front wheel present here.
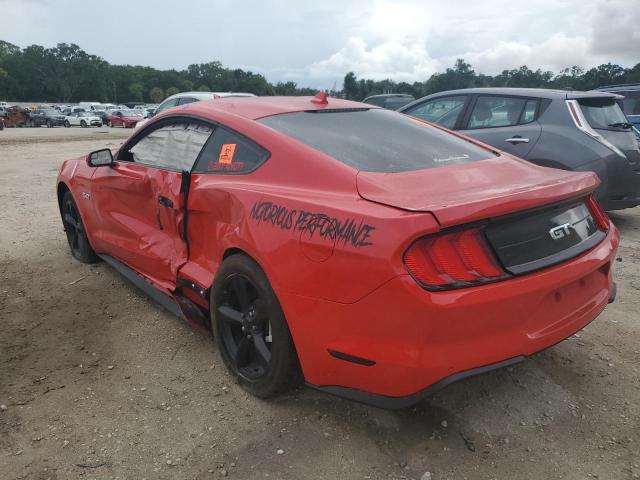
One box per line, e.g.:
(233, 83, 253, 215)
(61, 191, 100, 264)
(80, 120, 87, 128)
(211, 254, 301, 398)
(64, 120, 70, 128)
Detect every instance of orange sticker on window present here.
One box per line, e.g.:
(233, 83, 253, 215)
(219, 143, 236, 164)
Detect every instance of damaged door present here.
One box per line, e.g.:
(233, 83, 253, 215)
(90, 120, 213, 290)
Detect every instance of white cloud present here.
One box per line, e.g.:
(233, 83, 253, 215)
(0, 0, 638, 89)
(460, 33, 592, 74)
(306, 36, 440, 84)
(589, 0, 640, 61)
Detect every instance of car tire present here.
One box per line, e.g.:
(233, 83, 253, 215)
(80, 120, 87, 128)
(46, 120, 52, 128)
(64, 120, 70, 128)
(211, 254, 302, 398)
(61, 191, 100, 264)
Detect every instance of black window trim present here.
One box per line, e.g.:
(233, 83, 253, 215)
(116, 113, 271, 175)
(403, 94, 472, 130)
(461, 94, 542, 131)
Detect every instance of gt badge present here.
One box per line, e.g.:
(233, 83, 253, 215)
(81, 191, 91, 200)
(549, 223, 572, 240)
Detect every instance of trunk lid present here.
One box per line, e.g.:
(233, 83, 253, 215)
(356, 155, 599, 227)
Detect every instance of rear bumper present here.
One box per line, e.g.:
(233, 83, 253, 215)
(311, 280, 618, 410)
(284, 226, 619, 407)
(587, 156, 640, 210)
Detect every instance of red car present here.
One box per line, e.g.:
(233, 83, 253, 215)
(107, 109, 144, 128)
(56, 94, 619, 408)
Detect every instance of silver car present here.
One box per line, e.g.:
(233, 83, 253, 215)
(134, 91, 256, 130)
(399, 88, 640, 210)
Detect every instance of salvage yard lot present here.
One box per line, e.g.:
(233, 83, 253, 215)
(0, 128, 639, 480)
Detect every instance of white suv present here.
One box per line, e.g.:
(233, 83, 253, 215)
(134, 91, 256, 130)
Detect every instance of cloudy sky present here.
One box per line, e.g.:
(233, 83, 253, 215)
(1, 0, 638, 88)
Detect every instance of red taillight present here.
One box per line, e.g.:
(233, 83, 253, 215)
(586, 196, 610, 231)
(404, 228, 507, 290)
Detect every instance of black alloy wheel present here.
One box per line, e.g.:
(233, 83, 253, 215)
(80, 120, 87, 128)
(211, 255, 301, 398)
(64, 120, 70, 128)
(218, 275, 272, 380)
(61, 191, 99, 263)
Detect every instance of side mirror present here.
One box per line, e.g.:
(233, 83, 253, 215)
(87, 148, 114, 167)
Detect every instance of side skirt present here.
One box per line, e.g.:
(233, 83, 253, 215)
(98, 254, 211, 333)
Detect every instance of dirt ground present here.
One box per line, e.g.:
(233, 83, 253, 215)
(0, 127, 639, 480)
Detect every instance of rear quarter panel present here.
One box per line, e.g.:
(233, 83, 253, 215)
(182, 117, 441, 304)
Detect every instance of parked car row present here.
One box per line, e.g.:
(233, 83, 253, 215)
(397, 87, 640, 211)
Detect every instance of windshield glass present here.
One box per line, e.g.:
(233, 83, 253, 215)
(79, 112, 95, 117)
(259, 109, 495, 172)
(579, 98, 629, 130)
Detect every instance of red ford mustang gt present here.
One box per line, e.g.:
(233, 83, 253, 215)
(56, 94, 619, 409)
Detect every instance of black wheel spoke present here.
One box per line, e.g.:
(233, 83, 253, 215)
(253, 334, 271, 366)
(231, 276, 250, 312)
(217, 305, 244, 325)
(234, 337, 252, 368)
(64, 213, 78, 230)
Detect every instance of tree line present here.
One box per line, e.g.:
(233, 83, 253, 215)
(0, 40, 317, 103)
(1, 40, 638, 104)
(343, 59, 640, 101)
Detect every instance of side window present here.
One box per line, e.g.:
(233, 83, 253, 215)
(520, 99, 539, 124)
(405, 96, 467, 129)
(468, 96, 526, 129)
(126, 121, 213, 171)
(156, 98, 178, 114)
(177, 97, 197, 106)
(193, 127, 269, 174)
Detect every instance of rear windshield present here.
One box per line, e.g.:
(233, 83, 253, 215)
(578, 98, 629, 130)
(258, 109, 495, 172)
(614, 91, 640, 116)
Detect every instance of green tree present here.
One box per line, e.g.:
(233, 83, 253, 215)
(166, 86, 180, 97)
(128, 82, 144, 101)
(197, 84, 210, 91)
(149, 87, 164, 103)
(343, 72, 358, 99)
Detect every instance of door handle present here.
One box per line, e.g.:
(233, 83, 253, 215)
(505, 137, 529, 144)
(158, 195, 173, 208)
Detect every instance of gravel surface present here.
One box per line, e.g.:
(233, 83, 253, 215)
(1, 127, 639, 480)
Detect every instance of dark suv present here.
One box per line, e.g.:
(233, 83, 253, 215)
(595, 84, 640, 138)
(399, 88, 640, 210)
(363, 94, 414, 110)
(28, 108, 66, 128)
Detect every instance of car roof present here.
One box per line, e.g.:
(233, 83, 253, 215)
(364, 93, 413, 100)
(179, 95, 378, 121)
(594, 83, 640, 92)
(399, 87, 622, 111)
(164, 91, 257, 102)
